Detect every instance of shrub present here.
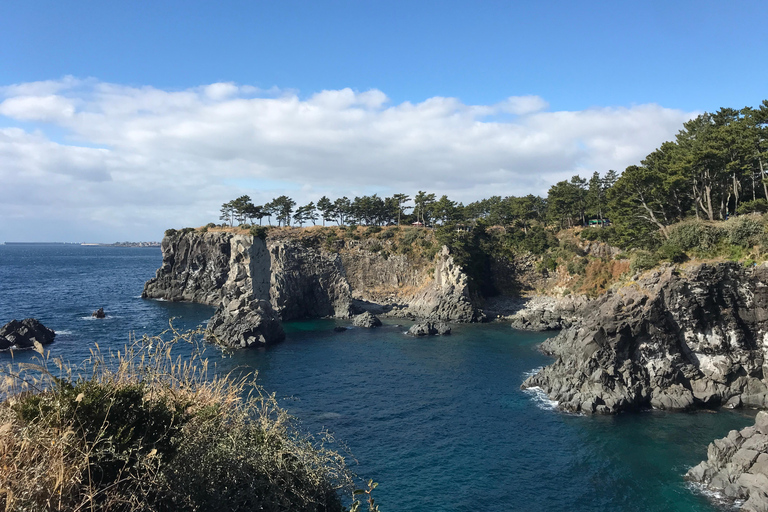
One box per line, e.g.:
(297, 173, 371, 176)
(667, 221, 723, 253)
(164, 228, 178, 237)
(401, 228, 421, 246)
(657, 242, 688, 263)
(250, 225, 269, 240)
(206, 222, 217, 229)
(0, 332, 355, 512)
(180, 227, 195, 234)
(630, 250, 659, 273)
(365, 225, 382, 236)
(725, 216, 764, 247)
(736, 199, 768, 215)
(566, 257, 588, 276)
(378, 228, 396, 240)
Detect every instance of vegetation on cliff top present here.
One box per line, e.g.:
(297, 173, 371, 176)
(0, 329, 366, 512)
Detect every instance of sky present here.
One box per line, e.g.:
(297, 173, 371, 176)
(1, 0, 766, 242)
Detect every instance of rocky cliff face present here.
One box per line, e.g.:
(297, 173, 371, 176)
(143, 230, 482, 324)
(142, 232, 266, 305)
(522, 263, 768, 414)
(687, 411, 768, 511)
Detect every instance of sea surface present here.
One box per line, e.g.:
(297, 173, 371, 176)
(0, 243, 755, 512)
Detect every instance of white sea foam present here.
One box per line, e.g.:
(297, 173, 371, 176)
(54, 330, 73, 335)
(317, 412, 343, 420)
(522, 386, 560, 411)
(522, 366, 543, 379)
(686, 481, 742, 508)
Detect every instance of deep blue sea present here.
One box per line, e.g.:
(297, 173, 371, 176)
(0, 244, 755, 512)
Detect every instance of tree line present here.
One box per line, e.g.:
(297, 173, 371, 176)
(218, 100, 768, 249)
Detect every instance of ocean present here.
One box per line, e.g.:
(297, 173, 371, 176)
(0, 243, 752, 511)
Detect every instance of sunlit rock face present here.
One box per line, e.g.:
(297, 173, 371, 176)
(523, 263, 768, 414)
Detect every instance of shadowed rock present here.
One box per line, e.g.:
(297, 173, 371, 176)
(407, 321, 451, 336)
(0, 318, 56, 350)
(352, 312, 382, 328)
(205, 296, 285, 349)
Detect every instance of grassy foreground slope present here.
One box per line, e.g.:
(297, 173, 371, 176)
(0, 329, 361, 512)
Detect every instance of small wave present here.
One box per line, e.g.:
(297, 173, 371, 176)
(522, 386, 559, 411)
(685, 481, 742, 508)
(522, 366, 543, 379)
(79, 315, 117, 320)
(317, 412, 343, 420)
(54, 330, 73, 335)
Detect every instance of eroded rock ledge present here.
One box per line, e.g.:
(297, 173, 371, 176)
(522, 263, 768, 414)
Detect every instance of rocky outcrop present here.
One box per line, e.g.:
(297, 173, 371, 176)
(142, 232, 265, 306)
(404, 247, 482, 322)
(686, 411, 768, 511)
(205, 296, 285, 348)
(509, 295, 591, 331)
(407, 321, 451, 336)
(92, 307, 105, 319)
(144, 231, 482, 325)
(352, 312, 382, 328)
(0, 319, 56, 350)
(522, 263, 768, 414)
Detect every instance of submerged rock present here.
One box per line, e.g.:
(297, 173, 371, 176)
(0, 318, 56, 350)
(407, 321, 451, 336)
(92, 307, 106, 319)
(687, 411, 768, 512)
(205, 296, 285, 348)
(352, 312, 382, 328)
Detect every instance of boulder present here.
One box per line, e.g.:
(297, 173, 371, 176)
(352, 312, 382, 328)
(407, 321, 451, 336)
(0, 319, 56, 350)
(92, 307, 106, 319)
(205, 296, 285, 349)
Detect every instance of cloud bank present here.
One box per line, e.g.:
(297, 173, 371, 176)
(0, 77, 695, 241)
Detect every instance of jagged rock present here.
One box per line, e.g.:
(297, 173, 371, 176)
(333, 326, 348, 332)
(522, 263, 768, 414)
(687, 412, 768, 511)
(352, 312, 382, 328)
(405, 246, 483, 322)
(407, 321, 451, 336)
(92, 307, 105, 318)
(205, 296, 285, 348)
(509, 295, 590, 331)
(0, 319, 56, 350)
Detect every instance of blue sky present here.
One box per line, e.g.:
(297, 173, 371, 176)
(0, 0, 766, 241)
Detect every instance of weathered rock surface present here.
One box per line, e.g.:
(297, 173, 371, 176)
(352, 312, 382, 328)
(687, 411, 768, 512)
(144, 231, 483, 324)
(142, 232, 265, 306)
(205, 296, 285, 348)
(407, 321, 451, 336)
(0, 319, 56, 350)
(509, 295, 591, 331)
(522, 263, 768, 414)
(268, 240, 352, 320)
(403, 247, 482, 322)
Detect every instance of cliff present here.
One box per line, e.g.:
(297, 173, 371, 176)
(522, 262, 768, 414)
(143, 229, 483, 324)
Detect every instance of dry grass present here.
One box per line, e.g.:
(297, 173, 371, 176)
(0, 327, 355, 512)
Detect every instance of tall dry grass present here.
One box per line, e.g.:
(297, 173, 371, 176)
(0, 326, 356, 512)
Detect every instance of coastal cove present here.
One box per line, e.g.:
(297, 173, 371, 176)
(0, 243, 758, 511)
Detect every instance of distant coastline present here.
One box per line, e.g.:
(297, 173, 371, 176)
(2, 241, 160, 247)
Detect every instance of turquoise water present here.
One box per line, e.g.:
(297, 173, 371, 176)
(0, 244, 754, 511)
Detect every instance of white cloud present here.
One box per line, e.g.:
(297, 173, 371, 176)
(0, 78, 696, 241)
